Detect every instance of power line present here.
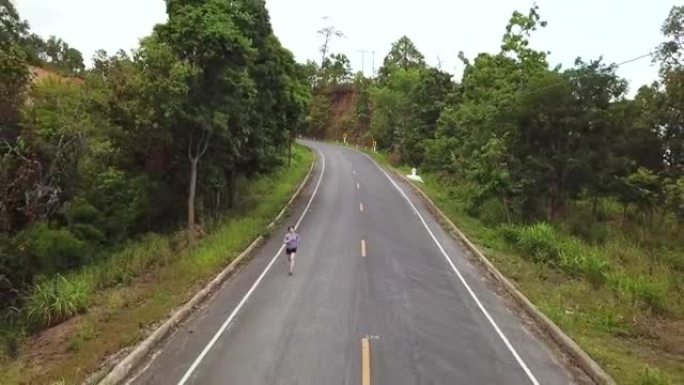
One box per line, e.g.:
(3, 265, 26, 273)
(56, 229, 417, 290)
(614, 51, 654, 66)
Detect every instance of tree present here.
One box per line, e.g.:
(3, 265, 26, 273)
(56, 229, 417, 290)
(42, 36, 85, 75)
(368, 67, 421, 157)
(616, 168, 662, 226)
(317, 18, 344, 83)
(0, 0, 29, 47)
(322, 53, 352, 84)
(563, 58, 631, 212)
(663, 177, 684, 223)
(302, 59, 320, 90)
(657, 5, 684, 71)
(317, 17, 344, 66)
(0, 0, 30, 134)
(413, 68, 455, 132)
(158, 0, 256, 244)
(500, 4, 548, 69)
(378, 36, 425, 81)
(654, 6, 684, 178)
(429, 7, 550, 218)
(352, 73, 372, 137)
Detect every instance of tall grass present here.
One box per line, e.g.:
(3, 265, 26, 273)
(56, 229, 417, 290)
(15, 233, 174, 331)
(502, 223, 612, 287)
(610, 273, 672, 316)
(636, 367, 672, 385)
(25, 275, 91, 328)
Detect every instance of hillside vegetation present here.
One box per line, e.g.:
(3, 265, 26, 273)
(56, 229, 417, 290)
(1, 0, 311, 380)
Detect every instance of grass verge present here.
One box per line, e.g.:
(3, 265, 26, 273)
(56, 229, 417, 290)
(365, 149, 683, 385)
(0, 145, 313, 385)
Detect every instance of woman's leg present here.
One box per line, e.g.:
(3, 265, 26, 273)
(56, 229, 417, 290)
(289, 251, 296, 274)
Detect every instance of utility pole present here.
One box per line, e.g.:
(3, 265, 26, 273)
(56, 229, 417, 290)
(356, 49, 377, 78)
(357, 49, 366, 76)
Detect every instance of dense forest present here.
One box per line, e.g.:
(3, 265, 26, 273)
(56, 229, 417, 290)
(1, 0, 308, 334)
(305, 5, 684, 383)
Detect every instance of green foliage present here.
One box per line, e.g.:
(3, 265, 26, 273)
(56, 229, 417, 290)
(502, 223, 612, 286)
(475, 198, 510, 226)
(616, 168, 662, 223)
(91, 234, 173, 289)
(512, 223, 563, 263)
(0, 0, 30, 130)
(25, 275, 91, 328)
(567, 216, 610, 245)
(663, 177, 684, 222)
(42, 36, 85, 75)
(613, 274, 671, 316)
(322, 53, 351, 84)
(14, 223, 89, 274)
(635, 367, 672, 385)
(1, 0, 311, 331)
(378, 36, 426, 82)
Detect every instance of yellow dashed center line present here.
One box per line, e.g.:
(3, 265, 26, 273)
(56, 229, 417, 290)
(361, 338, 371, 385)
(361, 239, 367, 257)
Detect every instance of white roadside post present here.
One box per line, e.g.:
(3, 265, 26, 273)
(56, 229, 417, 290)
(407, 167, 424, 183)
(372, 140, 377, 153)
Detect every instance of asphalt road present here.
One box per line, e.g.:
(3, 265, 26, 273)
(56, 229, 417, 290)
(128, 141, 578, 385)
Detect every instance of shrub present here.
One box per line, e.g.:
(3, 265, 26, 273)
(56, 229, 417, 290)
(477, 197, 509, 226)
(497, 224, 520, 244)
(566, 214, 610, 245)
(70, 223, 107, 245)
(502, 223, 612, 286)
(614, 274, 670, 316)
(14, 223, 89, 274)
(0, 308, 24, 359)
(387, 151, 402, 167)
(515, 223, 562, 263)
(93, 233, 173, 289)
(25, 274, 91, 328)
(579, 251, 611, 287)
(63, 198, 100, 225)
(0, 237, 30, 308)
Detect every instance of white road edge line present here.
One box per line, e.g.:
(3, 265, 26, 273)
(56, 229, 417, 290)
(176, 149, 326, 385)
(370, 158, 540, 385)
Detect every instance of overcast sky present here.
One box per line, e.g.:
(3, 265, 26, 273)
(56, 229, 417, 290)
(15, 0, 676, 95)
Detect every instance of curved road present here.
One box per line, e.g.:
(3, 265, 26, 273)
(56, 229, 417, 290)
(128, 141, 578, 385)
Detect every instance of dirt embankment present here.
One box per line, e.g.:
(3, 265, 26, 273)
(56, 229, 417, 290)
(317, 84, 372, 145)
